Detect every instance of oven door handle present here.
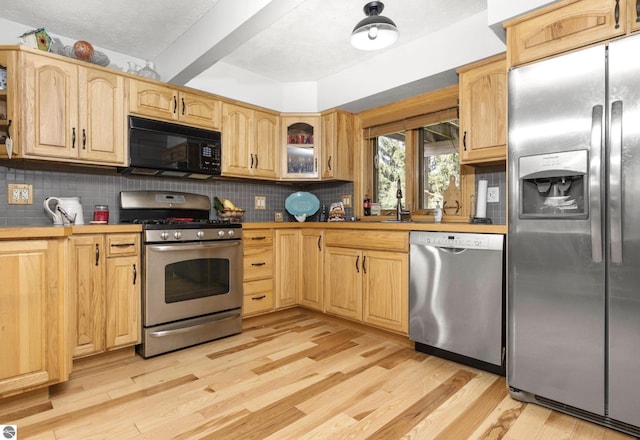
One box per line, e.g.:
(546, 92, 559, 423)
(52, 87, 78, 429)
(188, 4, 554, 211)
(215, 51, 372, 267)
(148, 241, 241, 252)
(149, 312, 242, 337)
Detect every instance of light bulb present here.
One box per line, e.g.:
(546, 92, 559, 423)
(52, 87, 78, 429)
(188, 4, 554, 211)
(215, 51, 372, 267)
(368, 26, 378, 40)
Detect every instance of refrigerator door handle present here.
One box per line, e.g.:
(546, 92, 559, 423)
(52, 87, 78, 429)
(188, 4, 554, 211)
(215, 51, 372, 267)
(590, 104, 603, 263)
(610, 100, 623, 264)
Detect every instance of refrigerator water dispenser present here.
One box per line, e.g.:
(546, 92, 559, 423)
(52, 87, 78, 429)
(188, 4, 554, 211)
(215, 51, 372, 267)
(519, 150, 588, 218)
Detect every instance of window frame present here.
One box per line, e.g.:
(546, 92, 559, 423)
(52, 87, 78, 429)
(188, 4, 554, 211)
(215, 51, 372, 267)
(358, 86, 474, 222)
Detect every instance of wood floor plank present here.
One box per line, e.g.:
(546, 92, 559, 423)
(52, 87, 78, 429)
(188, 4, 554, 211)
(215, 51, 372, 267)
(365, 369, 477, 439)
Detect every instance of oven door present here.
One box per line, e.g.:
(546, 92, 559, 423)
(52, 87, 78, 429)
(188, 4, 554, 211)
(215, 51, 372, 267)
(144, 240, 242, 327)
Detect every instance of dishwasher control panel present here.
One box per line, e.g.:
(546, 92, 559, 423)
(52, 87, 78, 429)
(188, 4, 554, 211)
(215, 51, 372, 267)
(409, 232, 503, 251)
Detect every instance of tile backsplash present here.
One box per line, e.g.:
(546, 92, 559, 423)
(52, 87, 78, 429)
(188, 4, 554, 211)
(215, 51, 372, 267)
(474, 164, 507, 225)
(0, 163, 506, 226)
(0, 164, 353, 226)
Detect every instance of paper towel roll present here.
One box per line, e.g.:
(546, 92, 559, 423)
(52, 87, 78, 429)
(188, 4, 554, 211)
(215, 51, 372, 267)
(476, 180, 488, 218)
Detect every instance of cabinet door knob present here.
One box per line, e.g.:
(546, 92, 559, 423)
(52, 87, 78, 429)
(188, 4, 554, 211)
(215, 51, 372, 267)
(363, 256, 367, 274)
(317, 236, 322, 251)
(636, 0, 640, 22)
(95, 243, 100, 266)
(72, 127, 76, 149)
(250, 154, 254, 169)
(614, 0, 620, 28)
(463, 131, 467, 151)
(181, 97, 185, 115)
(327, 155, 332, 171)
(255, 154, 259, 168)
(173, 96, 178, 114)
(82, 128, 86, 149)
(133, 263, 137, 285)
(355, 255, 360, 273)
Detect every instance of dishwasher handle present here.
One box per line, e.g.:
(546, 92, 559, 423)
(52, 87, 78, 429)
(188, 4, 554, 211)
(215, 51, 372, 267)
(435, 246, 469, 255)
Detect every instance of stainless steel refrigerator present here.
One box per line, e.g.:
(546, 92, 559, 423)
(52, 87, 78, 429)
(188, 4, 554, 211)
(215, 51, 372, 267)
(507, 33, 640, 436)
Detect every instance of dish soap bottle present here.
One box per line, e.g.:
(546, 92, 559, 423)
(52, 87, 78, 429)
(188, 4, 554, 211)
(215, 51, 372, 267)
(434, 201, 443, 223)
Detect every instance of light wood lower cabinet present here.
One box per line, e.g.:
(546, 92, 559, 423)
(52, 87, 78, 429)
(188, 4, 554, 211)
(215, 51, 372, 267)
(299, 229, 324, 311)
(70, 233, 140, 358)
(274, 229, 300, 309)
(0, 239, 69, 398)
(242, 229, 274, 316)
(323, 230, 409, 334)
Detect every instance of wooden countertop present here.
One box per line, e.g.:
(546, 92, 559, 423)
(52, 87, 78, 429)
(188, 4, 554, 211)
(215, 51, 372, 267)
(242, 221, 506, 234)
(0, 224, 142, 239)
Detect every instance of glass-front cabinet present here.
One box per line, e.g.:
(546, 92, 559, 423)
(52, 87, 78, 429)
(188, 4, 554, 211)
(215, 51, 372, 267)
(281, 114, 320, 179)
(0, 50, 15, 159)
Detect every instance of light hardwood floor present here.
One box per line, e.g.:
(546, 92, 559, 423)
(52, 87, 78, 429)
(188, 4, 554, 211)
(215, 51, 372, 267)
(2, 309, 636, 439)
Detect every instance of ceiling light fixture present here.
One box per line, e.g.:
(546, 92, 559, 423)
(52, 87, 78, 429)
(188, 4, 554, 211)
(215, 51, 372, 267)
(351, 1, 399, 51)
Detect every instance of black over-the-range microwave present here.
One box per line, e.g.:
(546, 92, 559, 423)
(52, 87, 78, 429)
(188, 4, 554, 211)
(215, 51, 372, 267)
(119, 116, 222, 179)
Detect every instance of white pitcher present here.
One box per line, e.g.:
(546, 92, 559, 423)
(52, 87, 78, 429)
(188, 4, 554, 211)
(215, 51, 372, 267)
(44, 197, 85, 225)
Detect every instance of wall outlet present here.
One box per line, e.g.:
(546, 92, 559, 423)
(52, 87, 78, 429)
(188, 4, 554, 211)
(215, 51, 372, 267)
(487, 186, 499, 203)
(8, 184, 33, 205)
(255, 196, 266, 210)
(341, 194, 352, 208)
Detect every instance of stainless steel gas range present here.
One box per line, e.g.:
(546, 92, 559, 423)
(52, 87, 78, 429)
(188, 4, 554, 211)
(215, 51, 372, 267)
(119, 191, 243, 358)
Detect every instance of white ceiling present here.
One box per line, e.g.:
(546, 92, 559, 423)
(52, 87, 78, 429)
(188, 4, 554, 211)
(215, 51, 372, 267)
(0, 0, 493, 111)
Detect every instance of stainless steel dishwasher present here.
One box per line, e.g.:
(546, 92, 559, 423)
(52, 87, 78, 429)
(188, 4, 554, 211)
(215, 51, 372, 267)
(409, 231, 505, 375)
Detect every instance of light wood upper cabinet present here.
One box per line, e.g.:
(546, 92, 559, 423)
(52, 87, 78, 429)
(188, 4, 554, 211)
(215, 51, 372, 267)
(274, 229, 300, 309)
(128, 79, 222, 130)
(321, 110, 354, 180)
(253, 110, 279, 179)
(20, 52, 126, 165)
(70, 233, 140, 358)
(506, 0, 627, 67)
(458, 54, 507, 164)
(222, 103, 279, 179)
(78, 67, 126, 164)
(630, 0, 640, 31)
(299, 229, 324, 311)
(0, 239, 68, 398)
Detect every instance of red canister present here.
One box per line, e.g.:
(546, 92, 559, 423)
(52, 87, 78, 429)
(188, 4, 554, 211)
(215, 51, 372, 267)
(93, 205, 109, 222)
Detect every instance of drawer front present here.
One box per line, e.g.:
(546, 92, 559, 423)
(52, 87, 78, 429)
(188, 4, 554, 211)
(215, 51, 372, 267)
(243, 279, 274, 315)
(243, 246, 273, 281)
(243, 229, 273, 246)
(105, 234, 140, 257)
(324, 230, 408, 252)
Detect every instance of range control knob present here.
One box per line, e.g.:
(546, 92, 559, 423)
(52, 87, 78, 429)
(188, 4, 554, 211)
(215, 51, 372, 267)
(227, 229, 235, 237)
(160, 232, 170, 241)
(196, 231, 205, 239)
(217, 230, 226, 238)
(173, 231, 182, 240)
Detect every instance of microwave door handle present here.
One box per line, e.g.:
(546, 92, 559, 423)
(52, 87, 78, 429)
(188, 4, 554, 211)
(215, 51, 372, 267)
(148, 241, 241, 252)
(610, 100, 623, 264)
(590, 104, 604, 263)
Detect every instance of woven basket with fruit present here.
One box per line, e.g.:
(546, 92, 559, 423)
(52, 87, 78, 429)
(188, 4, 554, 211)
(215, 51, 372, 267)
(214, 196, 244, 222)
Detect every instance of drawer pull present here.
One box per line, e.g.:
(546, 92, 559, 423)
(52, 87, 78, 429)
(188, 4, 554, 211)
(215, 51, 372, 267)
(251, 236, 267, 241)
(615, 0, 620, 28)
(251, 295, 267, 300)
(251, 262, 266, 266)
(111, 243, 136, 247)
